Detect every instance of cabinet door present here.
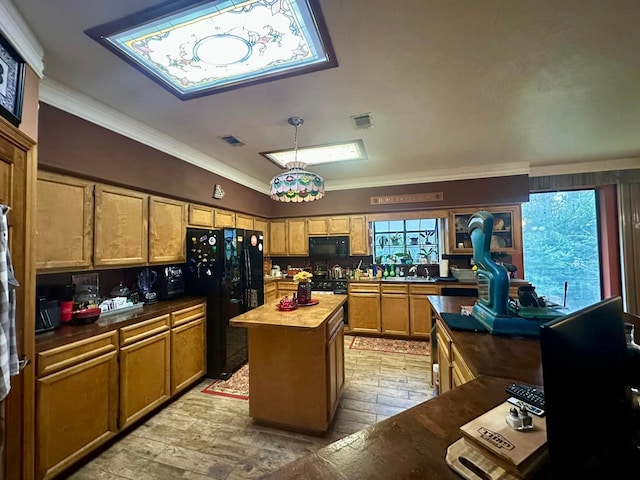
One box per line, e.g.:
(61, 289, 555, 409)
(448, 205, 522, 254)
(409, 294, 432, 338)
(36, 351, 118, 480)
(287, 218, 308, 255)
(381, 293, 410, 335)
(119, 331, 171, 429)
(214, 208, 236, 227)
(307, 217, 328, 235)
(348, 293, 381, 333)
(149, 196, 186, 264)
(188, 204, 214, 227)
(328, 216, 350, 234)
(235, 213, 254, 230)
(254, 217, 269, 255)
(264, 282, 278, 303)
(171, 318, 206, 394)
(36, 172, 94, 271)
(94, 185, 148, 266)
(349, 215, 370, 255)
(327, 325, 344, 419)
(269, 220, 287, 255)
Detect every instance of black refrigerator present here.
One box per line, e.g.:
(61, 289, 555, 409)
(184, 228, 264, 379)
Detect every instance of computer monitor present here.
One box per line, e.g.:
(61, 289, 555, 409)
(540, 296, 639, 477)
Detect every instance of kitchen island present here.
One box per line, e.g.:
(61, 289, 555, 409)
(230, 293, 347, 434)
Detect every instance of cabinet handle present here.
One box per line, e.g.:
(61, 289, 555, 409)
(18, 356, 30, 372)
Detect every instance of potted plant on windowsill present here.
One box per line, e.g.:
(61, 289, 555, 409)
(420, 247, 436, 264)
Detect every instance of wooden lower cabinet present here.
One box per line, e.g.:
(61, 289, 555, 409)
(276, 280, 297, 298)
(327, 312, 345, 420)
(381, 284, 409, 336)
(264, 281, 277, 303)
(436, 322, 453, 394)
(171, 304, 206, 395)
(36, 333, 119, 480)
(119, 317, 171, 429)
(348, 283, 381, 334)
(409, 284, 438, 338)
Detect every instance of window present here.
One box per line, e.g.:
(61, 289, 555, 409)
(521, 190, 602, 310)
(373, 219, 440, 264)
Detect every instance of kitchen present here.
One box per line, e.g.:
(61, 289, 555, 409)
(2, 1, 640, 479)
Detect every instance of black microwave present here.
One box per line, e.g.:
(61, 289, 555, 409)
(309, 236, 350, 258)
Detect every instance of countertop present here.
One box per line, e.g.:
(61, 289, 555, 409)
(265, 275, 530, 286)
(35, 296, 206, 353)
(230, 294, 347, 329)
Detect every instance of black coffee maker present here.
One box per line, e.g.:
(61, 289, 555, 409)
(156, 265, 185, 300)
(36, 297, 60, 333)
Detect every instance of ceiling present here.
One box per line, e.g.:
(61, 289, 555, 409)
(14, 0, 640, 194)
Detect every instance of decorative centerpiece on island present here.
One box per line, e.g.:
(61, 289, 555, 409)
(293, 270, 313, 305)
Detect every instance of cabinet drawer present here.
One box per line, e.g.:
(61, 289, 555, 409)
(381, 284, 408, 294)
(120, 315, 170, 346)
(171, 302, 206, 327)
(37, 331, 118, 378)
(348, 282, 380, 294)
(409, 284, 439, 295)
(326, 307, 345, 339)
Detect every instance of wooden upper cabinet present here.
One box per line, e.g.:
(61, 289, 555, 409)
(214, 208, 236, 228)
(187, 204, 213, 228)
(307, 217, 328, 236)
(36, 172, 94, 271)
(94, 185, 148, 267)
(269, 219, 288, 255)
(328, 216, 350, 234)
(235, 213, 254, 230)
(349, 215, 370, 256)
(287, 218, 308, 256)
(148, 196, 186, 264)
(254, 217, 269, 255)
(447, 205, 522, 255)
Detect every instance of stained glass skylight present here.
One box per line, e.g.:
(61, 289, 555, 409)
(86, 0, 337, 99)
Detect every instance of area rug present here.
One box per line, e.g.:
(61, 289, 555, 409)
(201, 364, 249, 400)
(348, 336, 430, 356)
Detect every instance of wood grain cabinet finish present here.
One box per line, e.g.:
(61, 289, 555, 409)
(94, 184, 148, 266)
(307, 217, 328, 235)
(327, 216, 350, 234)
(349, 215, 370, 255)
(381, 284, 410, 336)
(36, 171, 94, 271)
(187, 204, 214, 227)
(287, 218, 308, 256)
(235, 213, 254, 230)
(148, 196, 186, 264)
(119, 317, 171, 429)
(264, 282, 277, 303)
(214, 208, 236, 228)
(436, 322, 453, 394)
(269, 219, 287, 256)
(347, 283, 381, 334)
(409, 284, 438, 338)
(170, 303, 206, 395)
(36, 332, 119, 480)
(327, 310, 345, 421)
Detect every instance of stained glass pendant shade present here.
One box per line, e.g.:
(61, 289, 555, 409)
(270, 117, 325, 202)
(85, 0, 337, 99)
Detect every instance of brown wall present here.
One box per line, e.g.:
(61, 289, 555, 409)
(37, 104, 272, 217)
(38, 103, 529, 219)
(271, 175, 530, 217)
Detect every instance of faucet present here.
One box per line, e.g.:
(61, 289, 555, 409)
(409, 266, 417, 276)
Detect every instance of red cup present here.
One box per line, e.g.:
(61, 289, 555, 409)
(60, 301, 73, 323)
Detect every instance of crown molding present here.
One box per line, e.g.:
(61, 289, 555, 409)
(325, 162, 530, 191)
(39, 77, 270, 194)
(0, 0, 44, 77)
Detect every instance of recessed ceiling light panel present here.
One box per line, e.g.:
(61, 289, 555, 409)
(261, 140, 367, 168)
(85, 0, 338, 99)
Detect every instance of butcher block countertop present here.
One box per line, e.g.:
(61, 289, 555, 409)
(230, 294, 347, 329)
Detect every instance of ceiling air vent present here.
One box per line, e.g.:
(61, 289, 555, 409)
(351, 112, 373, 129)
(218, 135, 245, 146)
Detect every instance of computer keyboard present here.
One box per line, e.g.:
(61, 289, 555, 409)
(505, 383, 545, 410)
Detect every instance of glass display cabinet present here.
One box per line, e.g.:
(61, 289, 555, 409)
(447, 205, 522, 254)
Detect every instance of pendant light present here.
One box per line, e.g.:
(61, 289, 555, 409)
(270, 117, 325, 202)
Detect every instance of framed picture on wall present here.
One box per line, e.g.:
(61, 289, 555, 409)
(0, 32, 25, 127)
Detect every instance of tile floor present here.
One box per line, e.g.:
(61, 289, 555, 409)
(65, 335, 434, 479)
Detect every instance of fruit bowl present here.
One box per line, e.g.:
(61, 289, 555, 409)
(71, 307, 102, 325)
